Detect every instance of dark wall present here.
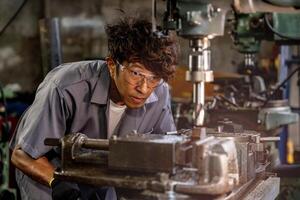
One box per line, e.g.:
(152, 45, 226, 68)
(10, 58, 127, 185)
(0, 0, 43, 91)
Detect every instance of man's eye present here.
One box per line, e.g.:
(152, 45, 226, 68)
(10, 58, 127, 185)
(131, 71, 141, 77)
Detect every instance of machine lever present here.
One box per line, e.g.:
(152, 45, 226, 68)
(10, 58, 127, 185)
(44, 136, 109, 150)
(44, 138, 60, 146)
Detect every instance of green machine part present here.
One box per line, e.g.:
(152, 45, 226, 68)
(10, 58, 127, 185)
(272, 13, 300, 41)
(233, 13, 272, 54)
(233, 12, 300, 54)
(0, 142, 16, 200)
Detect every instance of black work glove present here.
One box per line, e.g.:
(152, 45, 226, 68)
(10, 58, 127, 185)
(51, 179, 81, 200)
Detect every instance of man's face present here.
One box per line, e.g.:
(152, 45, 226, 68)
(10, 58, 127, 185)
(108, 59, 161, 109)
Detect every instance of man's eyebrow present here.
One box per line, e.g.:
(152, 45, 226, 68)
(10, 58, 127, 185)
(129, 62, 144, 69)
(128, 62, 159, 77)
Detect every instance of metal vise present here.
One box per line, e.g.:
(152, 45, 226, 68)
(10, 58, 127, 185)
(45, 128, 278, 199)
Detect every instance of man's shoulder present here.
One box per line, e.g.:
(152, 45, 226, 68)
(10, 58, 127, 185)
(45, 60, 107, 88)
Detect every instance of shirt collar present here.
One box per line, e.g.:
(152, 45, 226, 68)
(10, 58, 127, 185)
(91, 62, 110, 104)
(145, 90, 158, 104)
(91, 62, 159, 105)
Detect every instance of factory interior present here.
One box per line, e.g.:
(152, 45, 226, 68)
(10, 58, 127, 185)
(0, 0, 300, 199)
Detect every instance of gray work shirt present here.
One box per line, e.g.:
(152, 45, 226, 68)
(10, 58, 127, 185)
(10, 60, 176, 200)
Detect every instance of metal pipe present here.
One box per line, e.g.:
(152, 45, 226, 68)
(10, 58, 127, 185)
(39, 18, 62, 77)
(188, 38, 212, 126)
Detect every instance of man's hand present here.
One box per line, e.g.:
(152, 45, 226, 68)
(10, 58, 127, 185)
(51, 179, 81, 200)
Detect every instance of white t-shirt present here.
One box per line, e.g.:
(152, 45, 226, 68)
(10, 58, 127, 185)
(108, 99, 127, 138)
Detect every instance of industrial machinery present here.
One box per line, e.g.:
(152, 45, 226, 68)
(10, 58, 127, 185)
(206, 76, 299, 135)
(205, 0, 300, 156)
(162, 0, 231, 127)
(46, 130, 279, 200)
(46, 0, 300, 199)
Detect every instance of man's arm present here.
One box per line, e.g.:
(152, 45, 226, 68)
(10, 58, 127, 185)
(11, 145, 55, 187)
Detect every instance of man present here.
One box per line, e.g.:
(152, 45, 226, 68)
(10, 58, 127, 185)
(10, 16, 178, 200)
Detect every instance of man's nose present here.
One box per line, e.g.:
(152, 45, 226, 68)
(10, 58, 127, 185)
(136, 78, 149, 94)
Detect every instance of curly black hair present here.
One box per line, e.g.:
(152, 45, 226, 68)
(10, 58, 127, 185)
(105, 16, 178, 82)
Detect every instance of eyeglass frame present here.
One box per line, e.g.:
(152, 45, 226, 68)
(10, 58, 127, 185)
(115, 60, 164, 88)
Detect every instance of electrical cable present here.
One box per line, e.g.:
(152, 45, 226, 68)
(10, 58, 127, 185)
(0, 0, 28, 37)
(263, 65, 300, 107)
(264, 14, 300, 40)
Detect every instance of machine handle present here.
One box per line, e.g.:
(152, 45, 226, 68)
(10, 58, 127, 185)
(44, 138, 60, 146)
(44, 137, 109, 150)
(82, 139, 109, 150)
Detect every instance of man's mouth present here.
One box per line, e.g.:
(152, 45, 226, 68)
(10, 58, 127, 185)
(130, 96, 146, 104)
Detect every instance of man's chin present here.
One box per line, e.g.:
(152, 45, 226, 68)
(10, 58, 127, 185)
(125, 101, 145, 109)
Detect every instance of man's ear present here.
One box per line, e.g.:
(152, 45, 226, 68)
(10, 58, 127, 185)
(106, 57, 116, 78)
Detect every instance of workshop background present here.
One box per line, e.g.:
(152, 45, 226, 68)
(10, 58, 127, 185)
(1, 0, 278, 92)
(0, 0, 300, 200)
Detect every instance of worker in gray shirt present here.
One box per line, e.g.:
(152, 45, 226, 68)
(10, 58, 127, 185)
(10, 16, 178, 200)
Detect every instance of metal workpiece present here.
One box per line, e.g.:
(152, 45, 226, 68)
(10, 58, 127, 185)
(108, 134, 182, 173)
(175, 154, 234, 195)
(184, 137, 239, 195)
(206, 129, 270, 185)
(190, 136, 239, 191)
